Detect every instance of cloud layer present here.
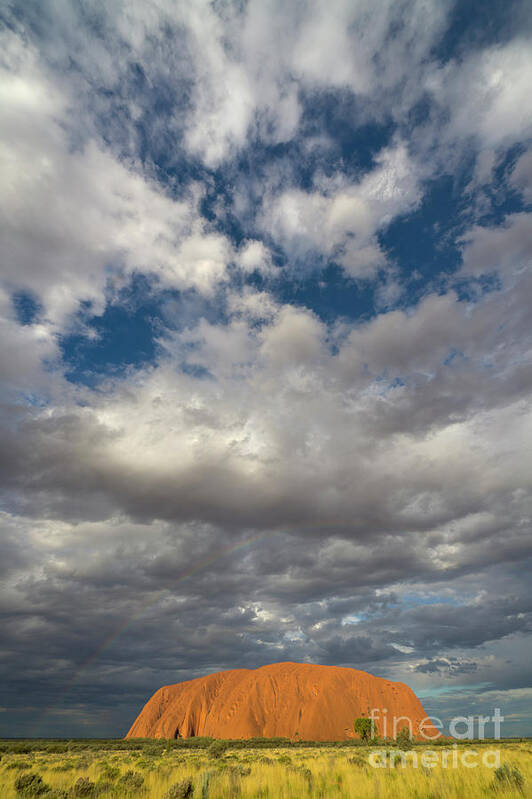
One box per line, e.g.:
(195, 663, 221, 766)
(1, 0, 531, 737)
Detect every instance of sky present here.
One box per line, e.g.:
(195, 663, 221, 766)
(0, 0, 531, 739)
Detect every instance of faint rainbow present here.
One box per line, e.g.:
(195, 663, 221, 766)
(31, 527, 283, 736)
(33, 516, 359, 736)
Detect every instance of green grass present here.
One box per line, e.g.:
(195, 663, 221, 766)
(1, 739, 531, 797)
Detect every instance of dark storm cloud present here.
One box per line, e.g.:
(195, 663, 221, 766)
(414, 658, 478, 675)
(1, 507, 531, 734)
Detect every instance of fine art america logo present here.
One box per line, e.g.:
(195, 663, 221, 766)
(366, 708, 505, 769)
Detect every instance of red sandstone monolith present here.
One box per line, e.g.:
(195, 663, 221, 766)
(126, 662, 438, 741)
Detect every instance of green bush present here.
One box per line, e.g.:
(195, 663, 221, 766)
(98, 763, 120, 781)
(493, 763, 525, 792)
(163, 780, 194, 799)
(134, 757, 153, 770)
(118, 770, 145, 792)
(347, 754, 366, 767)
(294, 765, 313, 787)
(68, 777, 97, 797)
(52, 761, 75, 772)
(74, 756, 93, 770)
(395, 726, 413, 750)
(14, 773, 50, 797)
(277, 754, 292, 765)
(143, 744, 165, 757)
(207, 740, 228, 759)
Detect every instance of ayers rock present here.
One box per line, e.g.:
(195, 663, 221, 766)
(126, 662, 438, 741)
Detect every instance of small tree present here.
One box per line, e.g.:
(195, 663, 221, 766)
(396, 726, 413, 750)
(354, 716, 373, 743)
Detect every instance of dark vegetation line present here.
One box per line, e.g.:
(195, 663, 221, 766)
(1, 738, 529, 755)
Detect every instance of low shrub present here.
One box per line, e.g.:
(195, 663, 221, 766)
(52, 762, 75, 772)
(493, 763, 525, 793)
(277, 754, 292, 765)
(68, 777, 97, 797)
(14, 772, 50, 796)
(290, 765, 313, 786)
(98, 763, 120, 781)
(143, 744, 165, 757)
(395, 727, 413, 751)
(74, 757, 92, 770)
(134, 758, 153, 770)
(207, 740, 228, 759)
(118, 769, 145, 792)
(163, 780, 194, 799)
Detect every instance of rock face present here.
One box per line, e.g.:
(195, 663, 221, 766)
(126, 662, 438, 741)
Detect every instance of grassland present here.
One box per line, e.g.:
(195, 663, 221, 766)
(1, 738, 531, 798)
